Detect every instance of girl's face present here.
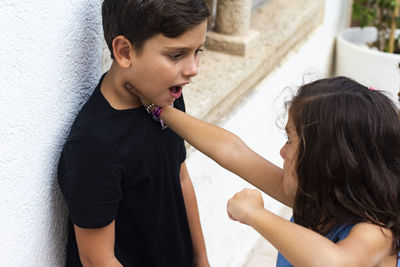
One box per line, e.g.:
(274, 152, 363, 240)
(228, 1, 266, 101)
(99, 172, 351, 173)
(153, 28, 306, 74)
(280, 115, 299, 197)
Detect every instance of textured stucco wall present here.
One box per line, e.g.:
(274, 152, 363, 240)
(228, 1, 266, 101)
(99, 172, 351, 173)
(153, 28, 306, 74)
(0, 1, 103, 266)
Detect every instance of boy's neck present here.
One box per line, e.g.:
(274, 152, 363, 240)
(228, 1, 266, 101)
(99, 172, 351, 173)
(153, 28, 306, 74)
(101, 62, 141, 110)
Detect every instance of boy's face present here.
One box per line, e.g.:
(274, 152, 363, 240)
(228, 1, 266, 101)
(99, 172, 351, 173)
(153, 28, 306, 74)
(126, 20, 207, 107)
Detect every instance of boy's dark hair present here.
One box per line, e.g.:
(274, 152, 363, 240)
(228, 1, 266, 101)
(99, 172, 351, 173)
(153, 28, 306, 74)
(102, 0, 210, 58)
(288, 77, 400, 252)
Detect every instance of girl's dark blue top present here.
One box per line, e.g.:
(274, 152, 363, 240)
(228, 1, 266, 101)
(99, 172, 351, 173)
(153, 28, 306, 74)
(276, 217, 354, 267)
(276, 217, 400, 267)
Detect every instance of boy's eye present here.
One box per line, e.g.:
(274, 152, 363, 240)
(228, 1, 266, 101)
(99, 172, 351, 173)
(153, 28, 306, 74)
(168, 47, 204, 60)
(169, 53, 183, 60)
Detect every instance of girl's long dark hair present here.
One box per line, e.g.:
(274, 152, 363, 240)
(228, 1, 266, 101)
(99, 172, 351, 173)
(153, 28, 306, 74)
(289, 76, 400, 252)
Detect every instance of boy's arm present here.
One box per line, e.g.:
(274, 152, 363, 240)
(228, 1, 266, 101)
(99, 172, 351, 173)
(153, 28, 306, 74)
(180, 162, 210, 267)
(74, 221, 123, 267)
(162, 106, 292, 207)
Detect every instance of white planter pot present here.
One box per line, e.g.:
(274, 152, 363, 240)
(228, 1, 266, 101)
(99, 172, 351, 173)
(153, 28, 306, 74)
(336, 27, 400, 103)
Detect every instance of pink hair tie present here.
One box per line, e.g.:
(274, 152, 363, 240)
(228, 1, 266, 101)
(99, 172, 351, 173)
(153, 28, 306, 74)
(369, 86, 376, 91)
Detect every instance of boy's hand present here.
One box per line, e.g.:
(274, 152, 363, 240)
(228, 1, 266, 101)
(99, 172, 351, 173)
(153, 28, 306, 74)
(227, 188, 264, 226)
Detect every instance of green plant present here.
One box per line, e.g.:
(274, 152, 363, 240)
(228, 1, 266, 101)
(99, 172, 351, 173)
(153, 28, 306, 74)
(352, 0, 400, 53)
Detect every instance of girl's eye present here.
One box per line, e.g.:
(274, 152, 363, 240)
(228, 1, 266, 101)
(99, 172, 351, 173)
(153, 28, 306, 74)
(284, 134, 291, 144)
(195, 48, 204, 55)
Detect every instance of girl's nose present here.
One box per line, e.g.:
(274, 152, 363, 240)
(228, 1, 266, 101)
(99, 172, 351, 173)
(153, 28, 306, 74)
(280, 143, 287, 159)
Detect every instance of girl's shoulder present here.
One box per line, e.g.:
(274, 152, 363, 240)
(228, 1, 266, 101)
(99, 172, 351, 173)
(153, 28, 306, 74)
(339, 222, 397, 266)
(347, 222, 393, 244)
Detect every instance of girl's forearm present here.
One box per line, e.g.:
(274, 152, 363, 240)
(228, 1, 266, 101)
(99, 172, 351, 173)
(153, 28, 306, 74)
(161, 106, 250, 175)
(248, 209, 348, 267)
(161, 106, 291, 206)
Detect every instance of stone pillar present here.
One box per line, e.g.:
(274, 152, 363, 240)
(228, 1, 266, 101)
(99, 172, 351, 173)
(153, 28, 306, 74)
(215, 0, 251, 35)
(206, 0, 259, 56)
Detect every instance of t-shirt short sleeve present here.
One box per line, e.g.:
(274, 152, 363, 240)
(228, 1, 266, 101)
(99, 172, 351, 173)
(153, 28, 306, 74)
(180, 139, 186, 163)
(58, 135, 124, 228)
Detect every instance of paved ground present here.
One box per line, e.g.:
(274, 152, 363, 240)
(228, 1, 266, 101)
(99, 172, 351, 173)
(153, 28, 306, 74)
(242, 206, 292, 267)
(243, 238, 279, 267)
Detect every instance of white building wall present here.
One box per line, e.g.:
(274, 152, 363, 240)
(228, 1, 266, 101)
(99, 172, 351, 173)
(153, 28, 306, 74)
(187, 0, 352, 266)
(0, 1, 103, 266)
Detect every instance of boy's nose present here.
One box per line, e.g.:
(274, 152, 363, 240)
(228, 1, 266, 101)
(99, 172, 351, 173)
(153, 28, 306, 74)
(183, 57, 199, 78)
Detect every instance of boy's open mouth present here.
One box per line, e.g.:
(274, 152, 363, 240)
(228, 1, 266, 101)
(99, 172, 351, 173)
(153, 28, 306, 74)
(169, 85, 183, 99)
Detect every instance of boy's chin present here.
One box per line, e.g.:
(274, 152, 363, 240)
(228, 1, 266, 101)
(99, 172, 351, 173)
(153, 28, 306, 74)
(161, 99, 175, 107)
(155, 98, 175, 108)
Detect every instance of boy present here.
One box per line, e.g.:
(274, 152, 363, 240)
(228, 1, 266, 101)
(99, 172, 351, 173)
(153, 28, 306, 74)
(57, 0, 210, 266)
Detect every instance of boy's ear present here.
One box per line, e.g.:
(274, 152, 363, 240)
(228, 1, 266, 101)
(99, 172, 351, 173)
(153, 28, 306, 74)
(112, 36, 134, 69)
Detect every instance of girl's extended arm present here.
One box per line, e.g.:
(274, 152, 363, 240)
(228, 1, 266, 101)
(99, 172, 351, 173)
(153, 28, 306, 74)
(161, 105, 293, 207)
(227, 189, 394, 267)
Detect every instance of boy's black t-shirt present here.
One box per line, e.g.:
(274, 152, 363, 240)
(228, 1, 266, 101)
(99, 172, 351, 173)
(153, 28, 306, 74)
(58, 75, 193, 267)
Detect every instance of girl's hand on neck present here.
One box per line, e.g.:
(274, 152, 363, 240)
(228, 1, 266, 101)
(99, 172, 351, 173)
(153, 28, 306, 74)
(125, 82, 152, 107)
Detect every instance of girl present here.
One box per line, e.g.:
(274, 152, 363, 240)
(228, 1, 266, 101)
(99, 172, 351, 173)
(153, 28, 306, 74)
(136, 76, 400, 266)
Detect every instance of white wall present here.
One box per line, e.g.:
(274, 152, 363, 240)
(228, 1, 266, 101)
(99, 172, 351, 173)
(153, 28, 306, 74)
(0, 1, 103, 266)
(186, 0, 352, 266)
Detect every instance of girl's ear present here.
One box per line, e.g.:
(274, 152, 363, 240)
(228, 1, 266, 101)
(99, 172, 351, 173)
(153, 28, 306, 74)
(112, 35, 134, 69)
